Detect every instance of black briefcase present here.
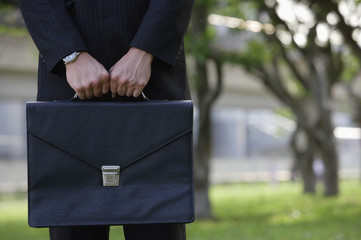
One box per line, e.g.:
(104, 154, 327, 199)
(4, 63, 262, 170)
(26, 99, 194, 227)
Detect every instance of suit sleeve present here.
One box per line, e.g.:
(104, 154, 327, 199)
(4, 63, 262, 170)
(130, 0, 194, 66)
(19, 0, 87, 74)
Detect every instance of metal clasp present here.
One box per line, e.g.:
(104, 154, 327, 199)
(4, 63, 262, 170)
(102, 166, 120, 186)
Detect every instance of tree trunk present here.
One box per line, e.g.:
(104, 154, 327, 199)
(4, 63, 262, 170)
(308, 53, 339, 196)
(193, 105, 212, 218)
(290, 126, 316, 193)
(320, 146, 339, 196)
(193, 59, 213, 219)
(300, 132, 317, 194)
(188, 2, 216, 219)
(318, 133, 339, 196)
(313, 100, 339, 196)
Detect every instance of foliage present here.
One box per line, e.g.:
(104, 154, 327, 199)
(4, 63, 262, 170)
(229, 39, 273, 70)
(1, 180, 361, 240)
(184, 25, 215, 63)
(341, 52, 361, 82)
(0, 1, 26, 35)
(212, 0, 254, 20)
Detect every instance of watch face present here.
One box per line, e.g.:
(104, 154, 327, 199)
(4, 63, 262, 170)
(64, 56, 71, 62)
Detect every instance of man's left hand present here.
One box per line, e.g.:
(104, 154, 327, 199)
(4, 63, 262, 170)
(110, 47, 154, 98)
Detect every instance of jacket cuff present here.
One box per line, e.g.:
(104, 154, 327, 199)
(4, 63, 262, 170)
(46, 47, 88, 76)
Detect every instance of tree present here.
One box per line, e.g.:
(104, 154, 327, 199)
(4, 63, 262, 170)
(186, 0, 224, 218)
(207, 0, 361, 196)
(186, 0, 361, 215)
(310, 0, 361, 127)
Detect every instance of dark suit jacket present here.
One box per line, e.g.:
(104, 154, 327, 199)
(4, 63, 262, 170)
(19, 0, 193, 101)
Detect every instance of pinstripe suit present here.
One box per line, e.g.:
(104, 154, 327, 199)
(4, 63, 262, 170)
(20, 0, 193, 101)
(19, 0, 193, 239)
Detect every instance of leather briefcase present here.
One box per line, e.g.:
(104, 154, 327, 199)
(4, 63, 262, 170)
(26, 99, 194, 227)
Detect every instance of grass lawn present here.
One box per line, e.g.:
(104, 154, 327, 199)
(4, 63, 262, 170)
(0, 180, 360, 240)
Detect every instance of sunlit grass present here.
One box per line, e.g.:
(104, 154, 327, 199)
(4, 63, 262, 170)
(0, 197, 49, 240)
(1, 180, 361, 240)
(187, 181, 361, 240)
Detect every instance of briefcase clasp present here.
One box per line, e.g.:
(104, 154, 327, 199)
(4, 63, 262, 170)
(102, 166, 120, 186)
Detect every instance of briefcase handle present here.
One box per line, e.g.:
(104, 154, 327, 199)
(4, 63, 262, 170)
(71, 92, 149, 102)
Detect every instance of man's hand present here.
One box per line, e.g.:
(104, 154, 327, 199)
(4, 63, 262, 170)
(109, 47, 154, 98)
(65, 52, 110, 99)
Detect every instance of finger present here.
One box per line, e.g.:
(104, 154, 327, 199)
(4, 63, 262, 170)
(117, 84, 127, 96)
(76, 90, 86, 100)
(109, 76, 118, 96)
(116, 77, 128, 96)
(133, 80, 146, 98)
(126, 87, 135, 97)
(100, 70, 110, 95)
(133, 88, 143, 98)
(102, 80, 110, 95)
(92, 81, 103, 97)
(93, 86, 102, 97)
(84, 87, 94, 99)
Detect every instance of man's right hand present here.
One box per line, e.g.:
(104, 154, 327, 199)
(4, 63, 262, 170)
(65, 52, 110, 99)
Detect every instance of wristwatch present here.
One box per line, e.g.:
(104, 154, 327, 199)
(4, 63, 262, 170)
(63, 51, 80, 64)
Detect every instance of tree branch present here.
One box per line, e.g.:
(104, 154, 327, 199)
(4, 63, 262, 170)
(316, 1, 361, 60)
(273, 35, 310, 90)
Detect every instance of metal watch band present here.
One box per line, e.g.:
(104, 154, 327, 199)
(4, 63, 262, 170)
(63, 51, 80, 65)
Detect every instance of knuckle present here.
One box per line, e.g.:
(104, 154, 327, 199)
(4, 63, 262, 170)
(127, 81, 136, 88)
(81, 79, 91, 87)
(110, 77, 117, 84)
(101, 71, 109, 80)
(73, 85, 83, 92)
(119, 77, 128, 85)
(136, 79, 147, 88)
(88, 81, 96, 88)
(90, 77, 99, 84)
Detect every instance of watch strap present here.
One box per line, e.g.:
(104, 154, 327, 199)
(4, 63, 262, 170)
(63, 52, 80, 65)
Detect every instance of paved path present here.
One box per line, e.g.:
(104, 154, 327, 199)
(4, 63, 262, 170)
(0, 160, 27, 193)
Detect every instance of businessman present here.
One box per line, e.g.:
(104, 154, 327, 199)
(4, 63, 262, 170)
(19, 0, 194, 239)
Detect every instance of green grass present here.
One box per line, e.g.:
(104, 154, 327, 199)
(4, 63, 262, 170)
(1, 181, 361, 240)
(188, 181, 361, 240)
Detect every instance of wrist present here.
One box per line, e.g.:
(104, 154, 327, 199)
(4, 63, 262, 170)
(129, 47, 154, 63)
